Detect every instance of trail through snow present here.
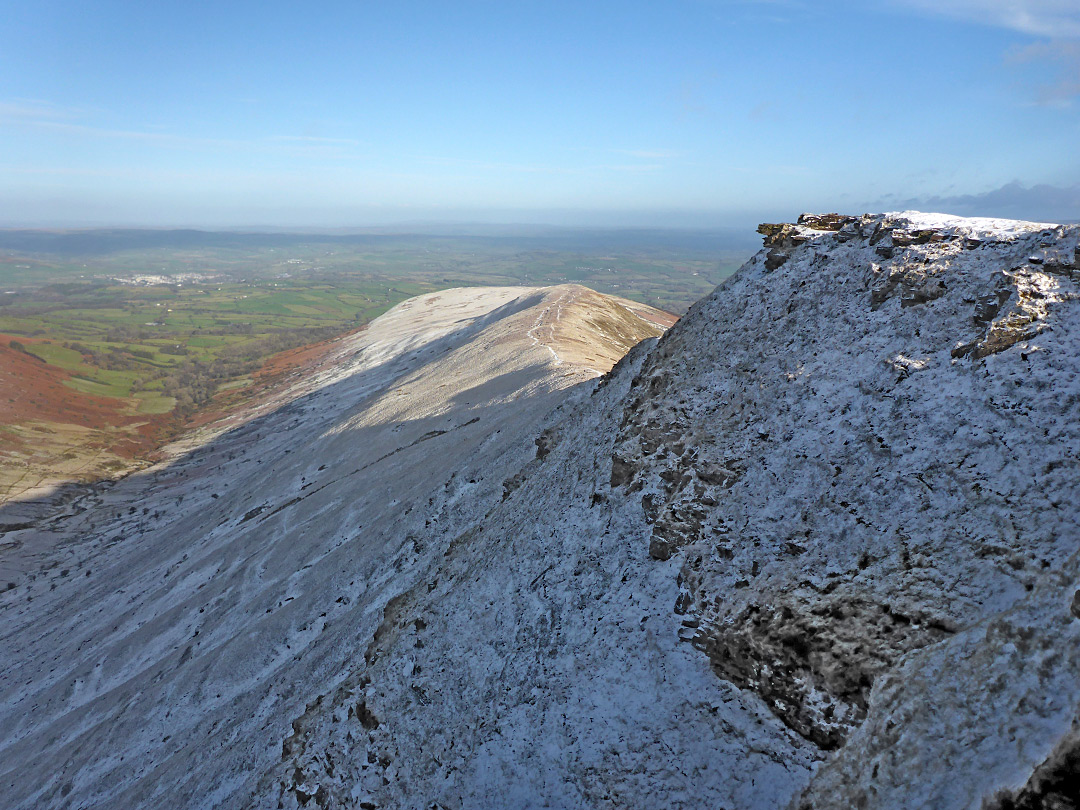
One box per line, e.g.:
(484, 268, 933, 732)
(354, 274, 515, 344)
(526, 287, 606, 377)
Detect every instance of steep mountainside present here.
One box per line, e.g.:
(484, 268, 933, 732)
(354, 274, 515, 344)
(0, 284, 671, 808)
(266, 213, 1079, 810)
(2, 214, 1079, 810)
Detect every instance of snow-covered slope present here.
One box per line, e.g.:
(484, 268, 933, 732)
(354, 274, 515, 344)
(0, 284, 670, 809)
(3, 213, 1079, 810)
(266, 212, 1079, 810)
(611, 212, 1080, 808)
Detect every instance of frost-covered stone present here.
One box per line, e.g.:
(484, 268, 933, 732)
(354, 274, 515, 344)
(610, 211, 1080, 806)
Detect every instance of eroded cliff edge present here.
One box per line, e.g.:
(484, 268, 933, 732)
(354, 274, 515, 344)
(610, 212, 1080, 807)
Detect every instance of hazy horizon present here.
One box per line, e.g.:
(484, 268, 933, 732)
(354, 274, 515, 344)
(3, 196, 1079, 234)
(0, 208, 776, 233)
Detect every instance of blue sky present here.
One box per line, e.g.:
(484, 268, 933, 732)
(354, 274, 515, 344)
(1, 0, 1078, 227)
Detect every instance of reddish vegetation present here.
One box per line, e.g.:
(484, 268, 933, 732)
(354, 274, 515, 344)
(254, 327, 363, 382)
(1, 328, 360, 499)
(0, 335, 168, 454)
(623, 306, 679, 331)
(0, 317, 375, 508)
(0, 326, 366, 470)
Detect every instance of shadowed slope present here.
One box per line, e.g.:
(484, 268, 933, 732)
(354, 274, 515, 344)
(0, 284, 668, 809)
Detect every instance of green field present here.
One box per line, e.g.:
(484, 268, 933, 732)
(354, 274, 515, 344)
(0, 278, 402, 417)
(0, 229, 750, 422)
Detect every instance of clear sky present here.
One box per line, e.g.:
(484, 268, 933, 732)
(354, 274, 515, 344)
(2, 0, 1078, 228)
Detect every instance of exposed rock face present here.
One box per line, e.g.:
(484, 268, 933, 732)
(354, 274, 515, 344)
(2, 214, 1079, 810)
(610, 211, 1080, 805)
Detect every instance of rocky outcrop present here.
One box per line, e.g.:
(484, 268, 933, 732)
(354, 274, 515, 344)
(609, 211, 1080, 804)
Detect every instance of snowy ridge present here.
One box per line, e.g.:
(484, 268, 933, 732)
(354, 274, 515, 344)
(0, 284, 668, 809)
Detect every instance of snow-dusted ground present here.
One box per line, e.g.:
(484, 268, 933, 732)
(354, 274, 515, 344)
(0, 284, 667, 809)
(274, 213, 1080, 809)
(2, 213, 1079, 809)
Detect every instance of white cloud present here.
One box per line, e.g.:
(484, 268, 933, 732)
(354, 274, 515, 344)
(895, 180, 1080, 222)
(891, 0, 1080, 38)
(268, 135, 363, 146)
(0, 99, 86, 121)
